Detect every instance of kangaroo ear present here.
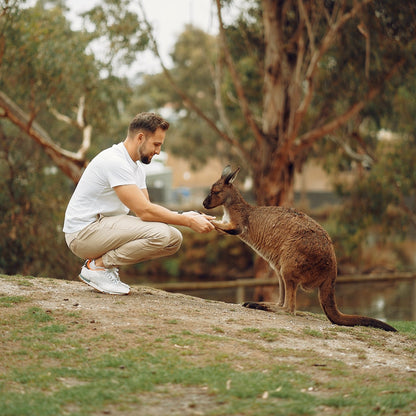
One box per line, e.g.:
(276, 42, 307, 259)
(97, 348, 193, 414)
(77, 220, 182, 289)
(221, 165, 232, 179)
(224, 167, 240, 184)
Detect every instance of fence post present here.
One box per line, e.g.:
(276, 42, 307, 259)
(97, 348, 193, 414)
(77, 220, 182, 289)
(412, 279, 416, 321)
(236, 285, 245, 304)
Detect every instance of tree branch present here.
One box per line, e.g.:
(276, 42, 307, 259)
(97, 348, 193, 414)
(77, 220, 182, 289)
(137, 0, 251, 161)
(209, 59, 253, 161)
(357, 22, 370, 78)
(295, 58, 405, 153)
(48, 95, 92, 159)
(0, 90, 86, 183)
(215, 0, 263, 145)
(287, 19, 305, 141)
(298, 0, 315, 53)
(293, 0, 373, 141)
(49, 106, 75, 126)
(329, 134, 374, 168)
(210, 58, 235, 141)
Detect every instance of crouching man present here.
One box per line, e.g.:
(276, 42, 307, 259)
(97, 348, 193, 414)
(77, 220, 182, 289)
(63, 112, 214, 294)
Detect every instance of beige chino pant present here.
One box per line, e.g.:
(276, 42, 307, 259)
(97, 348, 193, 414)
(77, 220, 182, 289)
(65, 215, 183, 268)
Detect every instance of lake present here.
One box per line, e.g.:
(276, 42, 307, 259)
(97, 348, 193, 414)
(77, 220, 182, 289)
(175, 279, 415, 322)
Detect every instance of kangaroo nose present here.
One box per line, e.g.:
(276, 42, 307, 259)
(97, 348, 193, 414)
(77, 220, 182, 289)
(203, 196, 210, 208)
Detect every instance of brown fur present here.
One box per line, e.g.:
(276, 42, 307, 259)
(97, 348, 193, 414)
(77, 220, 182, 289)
(203, 166, 397, 332)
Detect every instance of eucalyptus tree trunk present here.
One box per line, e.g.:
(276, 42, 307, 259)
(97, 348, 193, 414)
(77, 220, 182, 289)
(249, 0, 404, 301)
(252, 0, 302, 300)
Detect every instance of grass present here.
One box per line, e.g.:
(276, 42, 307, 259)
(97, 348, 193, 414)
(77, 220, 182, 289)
(1, 275, 416, 415)
(391, 320, 416, 337)
(2, 340, 414, 416)
(0, 354, 316, 416)
(1, 309, 315, 416)
(2, 314, 415, 416)
(0, 295, 28, 307)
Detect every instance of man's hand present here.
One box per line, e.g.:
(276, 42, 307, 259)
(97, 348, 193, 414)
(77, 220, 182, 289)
(182, 211, 216, 233)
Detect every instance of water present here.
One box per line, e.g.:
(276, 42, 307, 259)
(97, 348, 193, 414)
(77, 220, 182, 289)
(175, 279, 415, 321)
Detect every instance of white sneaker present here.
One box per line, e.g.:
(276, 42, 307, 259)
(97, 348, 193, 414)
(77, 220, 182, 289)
(79, 262, 130, 295)
(109, 267, 131, 292)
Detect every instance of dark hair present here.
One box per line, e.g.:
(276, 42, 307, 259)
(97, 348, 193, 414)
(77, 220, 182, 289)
(128, 112, 169, 136)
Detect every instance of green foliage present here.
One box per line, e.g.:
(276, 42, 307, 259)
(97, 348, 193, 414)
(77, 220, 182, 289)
(1, 0, 416, 277)
(137, 0, 416, 173)
(0, 1, 141, 277)
(328, 133, 416, 264)
(81, 0, 151, 70)
(0, 129, 76, 277)
(1, 2, 93, 109)
(0, 1, 133, 151)
(136, 25, 222, 169)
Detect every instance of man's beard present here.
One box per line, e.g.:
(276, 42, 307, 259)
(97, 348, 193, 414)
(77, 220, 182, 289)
(140, 154, 152, 164)
(138, 141, 153, 164)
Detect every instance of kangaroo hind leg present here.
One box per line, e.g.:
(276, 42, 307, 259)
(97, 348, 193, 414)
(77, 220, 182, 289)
(282, 278, 299, 314)
(243, 301, 280, 312)
(276, 271, 285, 307)
(243, 266, 289, 313)
(243, 276, 298, 314)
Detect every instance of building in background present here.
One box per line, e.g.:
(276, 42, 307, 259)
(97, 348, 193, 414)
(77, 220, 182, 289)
(143, 152, 173, 204)
(145, 152, 342, 211)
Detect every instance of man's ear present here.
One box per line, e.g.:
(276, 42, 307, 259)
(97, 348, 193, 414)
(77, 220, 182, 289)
(136, 132, 145, 143)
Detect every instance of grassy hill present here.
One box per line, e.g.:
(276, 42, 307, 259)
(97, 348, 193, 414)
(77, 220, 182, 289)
(1, 274, 415, 416)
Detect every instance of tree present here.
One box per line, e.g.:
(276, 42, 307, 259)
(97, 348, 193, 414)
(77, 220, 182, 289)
(6, 1, 415, 208)
(0, 0, 145, 183)
(136, 25, 225, 169)
(2, 0, 416, 283)
(139, 0, 416, 296)
(0, 124, 73, 276)
(0, 0, 136, 277)
(327, 97, 416, 268)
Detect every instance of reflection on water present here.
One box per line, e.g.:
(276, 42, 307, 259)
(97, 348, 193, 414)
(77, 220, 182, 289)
(177, 280, 415, 321)
(297, 280, 413, 321)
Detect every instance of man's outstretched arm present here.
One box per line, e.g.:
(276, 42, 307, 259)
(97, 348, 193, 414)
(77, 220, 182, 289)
(114, 184, 215, 233)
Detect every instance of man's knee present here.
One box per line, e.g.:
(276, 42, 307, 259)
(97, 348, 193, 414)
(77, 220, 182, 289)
(168, 227, 183, 253)
(150, 223, 181, 246)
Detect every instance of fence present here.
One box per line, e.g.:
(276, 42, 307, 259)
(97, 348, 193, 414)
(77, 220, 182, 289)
(149, 272, 416, 320)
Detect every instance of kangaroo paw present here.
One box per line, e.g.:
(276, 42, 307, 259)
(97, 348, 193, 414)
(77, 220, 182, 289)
(211, 220, 241, 235)
(243, 302, 278, 312)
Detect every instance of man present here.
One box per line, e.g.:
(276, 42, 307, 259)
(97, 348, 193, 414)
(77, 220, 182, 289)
(63, 112, 215, 295)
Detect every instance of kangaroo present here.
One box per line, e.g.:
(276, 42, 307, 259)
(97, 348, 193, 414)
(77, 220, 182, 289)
(203, 166, 397, 332)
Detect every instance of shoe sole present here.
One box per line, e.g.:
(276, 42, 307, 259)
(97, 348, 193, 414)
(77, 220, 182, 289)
(78, 274, 130, 295)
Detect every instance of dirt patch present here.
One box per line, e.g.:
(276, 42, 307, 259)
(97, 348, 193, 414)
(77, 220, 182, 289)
(1, 275, 415, 415)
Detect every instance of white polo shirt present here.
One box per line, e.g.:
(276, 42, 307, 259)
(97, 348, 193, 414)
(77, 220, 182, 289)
(63, 142, 146, 234)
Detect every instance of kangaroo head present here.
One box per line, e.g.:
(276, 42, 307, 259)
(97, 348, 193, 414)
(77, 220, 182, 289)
(203, 165, 240, 209)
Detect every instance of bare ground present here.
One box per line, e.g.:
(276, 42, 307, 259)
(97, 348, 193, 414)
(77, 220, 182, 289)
(1, 275, 415, 415)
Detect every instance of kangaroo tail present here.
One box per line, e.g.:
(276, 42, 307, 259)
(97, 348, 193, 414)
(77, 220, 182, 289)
(318, 279, 397, 332)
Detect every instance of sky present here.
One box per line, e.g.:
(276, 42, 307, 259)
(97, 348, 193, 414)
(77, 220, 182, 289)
(66, 0, 218, 77)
